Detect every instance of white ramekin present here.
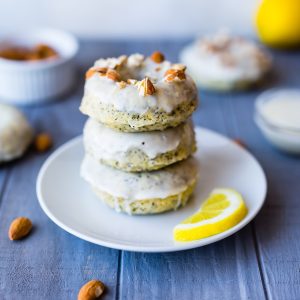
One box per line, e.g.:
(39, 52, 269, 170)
(0, 28, 79, 105)
(254, 88, 300, 155)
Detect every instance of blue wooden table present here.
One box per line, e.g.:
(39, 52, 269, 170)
(0, 40, 300, 300)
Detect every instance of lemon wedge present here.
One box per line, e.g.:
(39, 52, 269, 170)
(173, 188, 248, 242)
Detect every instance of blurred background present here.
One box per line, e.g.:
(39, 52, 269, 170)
(0, 0, 258, 38)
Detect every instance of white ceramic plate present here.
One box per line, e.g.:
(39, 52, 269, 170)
(37, 127, 267, 252)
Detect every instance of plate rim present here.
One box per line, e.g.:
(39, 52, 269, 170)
(37, 127, 267, 253)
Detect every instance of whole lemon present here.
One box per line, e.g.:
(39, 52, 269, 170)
(256, 0, 300, 48)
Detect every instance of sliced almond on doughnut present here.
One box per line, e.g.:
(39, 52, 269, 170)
(164, 69, 186, 82)
(106, 69, 121, 81)
(117, 81, 127, 89)
(151, 51, 165, 63)
(172, 63, 187, 72)
(127, 79, 138, 85)
(85, 67, 107, 79)
(137, 77, 156, 96)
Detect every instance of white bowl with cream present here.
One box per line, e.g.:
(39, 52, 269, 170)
(255, 88, 300, 154)
(0, 28, 79, 105)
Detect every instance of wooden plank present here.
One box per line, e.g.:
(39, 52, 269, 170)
(228, 51, 300, 300)
(0, 94, 119, 299)
(120, 227, 265, 300)
(119, 81, 265, 299)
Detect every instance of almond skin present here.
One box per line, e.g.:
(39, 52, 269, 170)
(78, 280, 105, 300)
(164, 69, 186, 82)
(86, 67, 108, 79)
(106, 69, 121, 81)
(34, 133, 53, 152)
(151, 51, 165, 63)
(137, 77, 156, 96)
(9, 217, 32, 240)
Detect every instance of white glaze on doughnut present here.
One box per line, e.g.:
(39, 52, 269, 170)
(180, 32, 271, 83)
(83, 118, 194, 161)
(84, 55, 198, 114)
(81, 154, 198, 201)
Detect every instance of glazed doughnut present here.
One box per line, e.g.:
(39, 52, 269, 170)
(83, 118, 196, 172)
(81, 154, 198, 215)
(180, 31, 272, 91)
(80, 53, 198, 132)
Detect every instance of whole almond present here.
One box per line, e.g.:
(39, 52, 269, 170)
(34, 133, 53, 152)
(78, 280, 105, 300)
(150, 51, 165, 63)
(9, 217, 32, 240)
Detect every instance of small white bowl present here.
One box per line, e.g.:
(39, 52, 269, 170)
(0, 28, 79, 105)
(255, 88, 300, 154)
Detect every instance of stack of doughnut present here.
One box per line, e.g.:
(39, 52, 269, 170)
(80, 52, 199, 215)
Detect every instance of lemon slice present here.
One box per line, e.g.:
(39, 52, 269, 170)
(173, 188, 248, 242)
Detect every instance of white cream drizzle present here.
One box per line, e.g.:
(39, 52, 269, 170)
(83, 55, 198, 114)
(81, 154, 198, 201)
(83, 118, 195, 161)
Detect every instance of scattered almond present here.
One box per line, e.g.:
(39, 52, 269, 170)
(106, 69, 120, 81)
(78, 280, 105, 300)
(164, 69, 186, 82)
(8, 217, 32, 241)
(137, 77, 156, 96)
(34, 133, 53, 152)
(117, 81, 127, 89)
(151, 51, 165, 63)
(233, 138, 246, 148)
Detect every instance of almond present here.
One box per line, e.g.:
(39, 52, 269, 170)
(34, 133, 53, 152)
(78, 280, 105, 300)
(127, 79, 137, 85)
(8, 217, 32, 240)
(172, 63, 187, 71)
(106, 69, 120, 81)
(85, 69, 95, 79)
(85, 67, 107, 79)
(117, 81, 127, 89)
(150, 51, 165, 63)
(137, 77, 156, 96)
(164, 69, 186, 82)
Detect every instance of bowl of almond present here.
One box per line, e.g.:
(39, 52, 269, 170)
(0, 28, 79, 105)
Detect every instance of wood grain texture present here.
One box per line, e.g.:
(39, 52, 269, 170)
(0, 89, 119, 300)
(121, 227, 265, 300)
(119, 88, 265, 300)
(0, 40, 299, 300)
(226, 50, 300, 300)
